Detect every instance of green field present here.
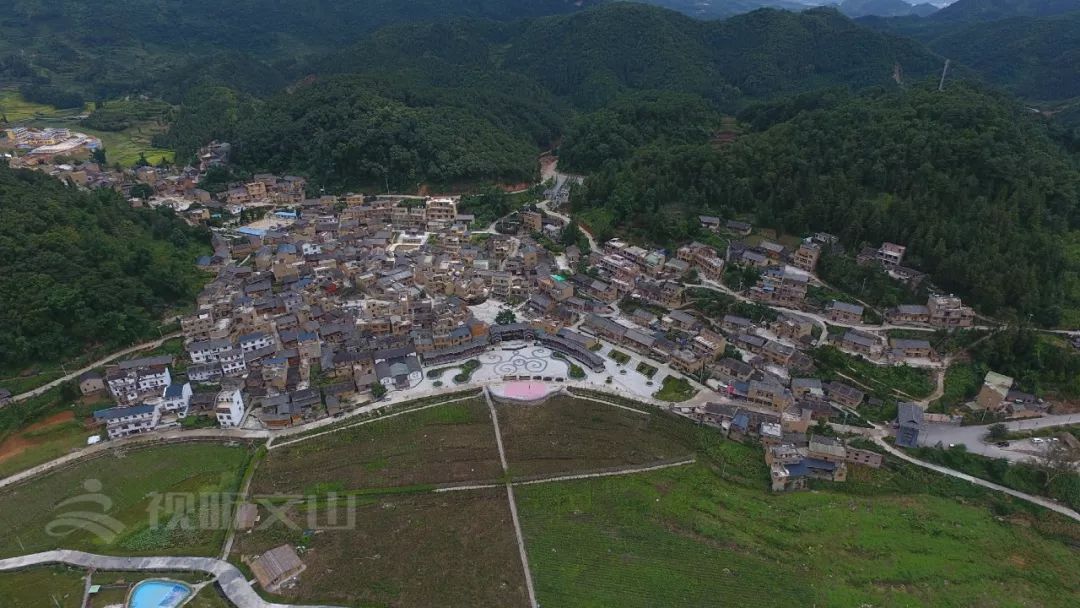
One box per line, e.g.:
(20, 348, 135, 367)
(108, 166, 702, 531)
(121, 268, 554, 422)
(252, 398, 502, 495)
(496, 396, 692, 478)
(234, 489, 527, 608)
(0, 417, 95, 480)
(0, 442, 254, 558)
(0, 90, 174, 166)
(0, 89, 85, 123)
(517, 454, 1080, 607)
(0, 566, 86, 607)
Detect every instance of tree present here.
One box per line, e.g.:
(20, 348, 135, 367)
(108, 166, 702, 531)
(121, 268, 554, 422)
(1031, 440, 1080, 491)
(371, 382, 387, 399)
(90, 147, 107, 165)
(134, 152, 150, 167)
(561, 220, 582, 246)
(495, 309, 517, 325)
(987, 423, 1008, 441)
(130, 183, 154, 200)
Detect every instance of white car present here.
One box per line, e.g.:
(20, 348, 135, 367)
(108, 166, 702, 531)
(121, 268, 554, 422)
(1032, 437, 1045, 444)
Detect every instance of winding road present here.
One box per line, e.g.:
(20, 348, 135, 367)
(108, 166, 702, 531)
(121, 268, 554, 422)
(7, 332, 183, 404)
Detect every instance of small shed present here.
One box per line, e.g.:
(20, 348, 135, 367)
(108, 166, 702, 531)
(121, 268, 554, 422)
(251, 544, 304, 590)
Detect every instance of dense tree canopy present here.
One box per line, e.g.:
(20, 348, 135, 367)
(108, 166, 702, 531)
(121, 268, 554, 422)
(0, 164, 211, 369)
(572, 83, 1080, 322)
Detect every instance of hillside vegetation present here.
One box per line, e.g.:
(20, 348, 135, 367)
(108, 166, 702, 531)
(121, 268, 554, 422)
(571, 83, 1080, 323)
(176, 5, 942, 189)
(0, 164, 210, 370)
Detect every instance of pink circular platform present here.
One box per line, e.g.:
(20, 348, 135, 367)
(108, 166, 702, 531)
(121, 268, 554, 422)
(489, 381, 560, 404)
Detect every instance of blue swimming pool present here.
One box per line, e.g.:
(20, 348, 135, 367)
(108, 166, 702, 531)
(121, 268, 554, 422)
(128, 579, 193, 608)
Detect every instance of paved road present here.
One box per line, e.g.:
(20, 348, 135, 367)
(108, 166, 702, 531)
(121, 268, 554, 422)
(8, 332, 183, 403)
(919, 414, 1080, 462)
(0, 550, 342, 608)
(873, 437, 1080, 523)
(538, 200, 596, 251)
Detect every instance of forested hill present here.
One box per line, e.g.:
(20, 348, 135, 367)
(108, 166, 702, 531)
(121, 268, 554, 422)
(0, 163, 211, 370)
(859, 1, 1080, 108)
(0, 0, 598, 102)
(570, 83, 1080, 324)
(175, 4, 943, 190)
(931, 0, 1080, 21)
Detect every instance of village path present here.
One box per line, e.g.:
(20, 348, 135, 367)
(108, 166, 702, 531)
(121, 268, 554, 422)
(0, 549, 343, 608)
(871, 436, 1080, 523)
(537, 199, 596, 251)
(482, 387, 538, 608)
(8, 332, 184, 404)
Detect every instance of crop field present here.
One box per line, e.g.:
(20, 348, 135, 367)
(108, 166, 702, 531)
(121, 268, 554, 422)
(495, 396, 694, 478)
(517, 445, 1080, 608)
(234, 489, 527, 608)
(0, 442, 253, 558)
(0, 89, 84, 122)
(0, 90, 174, 167)
(252, 398, 502, 495)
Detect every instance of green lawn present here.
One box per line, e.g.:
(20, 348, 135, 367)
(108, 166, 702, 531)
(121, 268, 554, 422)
(517, 457, 1080, 607)
(0, 442, 254, 558)
(608, 349, 631, 365)
(652, 375, 698, 402)
(635, 361, 658, 378)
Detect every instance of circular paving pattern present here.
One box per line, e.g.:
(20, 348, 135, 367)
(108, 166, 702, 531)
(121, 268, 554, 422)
(485, 347, 553, 376)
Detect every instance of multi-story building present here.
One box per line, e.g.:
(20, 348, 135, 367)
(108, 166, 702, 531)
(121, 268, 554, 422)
(927, 295, 975, 328)
(105, 358, 173, 406)
(792, 241, 821, 272)
(93, 402, 161, 440)
(215, 388, 247, 428)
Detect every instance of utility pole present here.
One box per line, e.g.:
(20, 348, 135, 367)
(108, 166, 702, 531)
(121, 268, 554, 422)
(938, 59, 951, 92)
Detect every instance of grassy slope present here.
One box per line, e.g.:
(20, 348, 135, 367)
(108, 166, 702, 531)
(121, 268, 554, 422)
(0, 90, 174, 166)
(252, 398, 502, 495)
(496, 396, 693, 478)
(233, 489, 527, 608)
(0, 567, 86, 607)
(0, 442, 253, 558)
(517, 453, 1080, 607)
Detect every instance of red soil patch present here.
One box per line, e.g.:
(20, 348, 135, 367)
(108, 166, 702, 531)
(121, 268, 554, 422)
(0, 410, 77, 463)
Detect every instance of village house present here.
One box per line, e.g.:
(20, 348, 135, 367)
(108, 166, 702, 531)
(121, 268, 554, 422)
(792, 241, 821, 272)
(889, 338, 935, 360)
(975, 371, 1014, 411)
(78, 371, 105, 395)
(826, 301, 864, 325)
(895, 402, 924, 448)
(215, 387, 247, 428)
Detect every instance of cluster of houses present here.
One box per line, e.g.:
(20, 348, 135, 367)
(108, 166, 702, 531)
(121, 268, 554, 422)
(2, 127, 103, 164)
(83, 355, 246, 440)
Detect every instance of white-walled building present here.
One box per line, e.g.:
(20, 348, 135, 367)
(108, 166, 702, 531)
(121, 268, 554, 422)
(215, 388, 247, 428)
(161, 382, 193, 417)
(106, 358, 173, 406)
(239, 331, 275, 353)
(93, 401, 161, 440)
(187, 338, 233, 364)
